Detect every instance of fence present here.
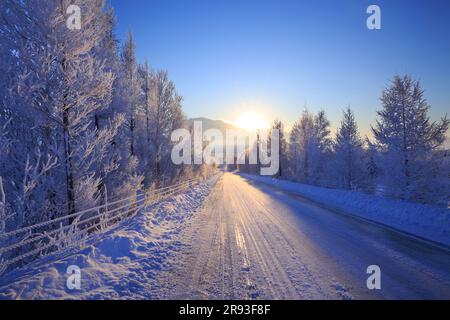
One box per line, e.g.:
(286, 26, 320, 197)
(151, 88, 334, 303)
(0, 178, 200, 273)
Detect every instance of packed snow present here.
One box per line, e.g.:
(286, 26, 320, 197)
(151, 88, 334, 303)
(1, 172, 450, 300)
(166, 173, 450, 299)
(0, 177, 218, 299)
(241, 173, 450, 247)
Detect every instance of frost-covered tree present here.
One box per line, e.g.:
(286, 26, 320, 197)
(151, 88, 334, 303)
(90, 7, 124, 202)
(136, 60, 154, 183)
(310, 110, 333, 186)
(120, 32, 141, 158)
(1, 0, 67, 225)
(270, 120, 289, 178)
(289, 109, 315, 183)
(289, 109, 332, 185)
(372, 75, 449, 204)
(148, 70, 186, 181)
(0, 0, 192, 241)
(333, 107, 365, 190)
(365, 138, 380, 193)
(0, 0, 124, 225)
(104, 31, 146, 197)
(139, 60, 152, 152)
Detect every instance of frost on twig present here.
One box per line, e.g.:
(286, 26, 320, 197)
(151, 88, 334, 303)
(0, 176, 8, 275)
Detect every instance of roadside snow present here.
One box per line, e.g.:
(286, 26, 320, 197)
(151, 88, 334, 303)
(241, 174, 450, 247)
(0, 176, 218, 300)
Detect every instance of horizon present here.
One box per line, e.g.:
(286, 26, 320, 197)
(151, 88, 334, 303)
(110, 0, 450, 144)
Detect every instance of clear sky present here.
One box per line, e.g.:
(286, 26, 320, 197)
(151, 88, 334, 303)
(110, 0, 450, 137)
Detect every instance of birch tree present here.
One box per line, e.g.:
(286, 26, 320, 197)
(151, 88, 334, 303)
(289, 109, 332, 185)
(289, 109, 315, 183)
(0, 0, 124, 224)
(120, 32, 140, 158)
(149, 70, 185, 181)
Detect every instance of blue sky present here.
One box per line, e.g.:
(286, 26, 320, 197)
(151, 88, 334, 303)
(110, 0, 450, 136)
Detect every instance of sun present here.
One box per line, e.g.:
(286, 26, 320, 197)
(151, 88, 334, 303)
(234, 112, 270, 131)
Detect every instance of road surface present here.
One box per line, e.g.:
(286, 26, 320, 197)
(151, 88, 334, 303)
(170, 172, 450, 300)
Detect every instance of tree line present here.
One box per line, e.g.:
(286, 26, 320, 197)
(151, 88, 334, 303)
(0, 0, 209, 233)
(240, 75, 449, 207)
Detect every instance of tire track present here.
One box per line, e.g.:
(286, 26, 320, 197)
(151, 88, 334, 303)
(229, 183, 301, 299)
(183, 177, 225, 298)
(247, 188, 332, 298)
(177, 173, 349, 299)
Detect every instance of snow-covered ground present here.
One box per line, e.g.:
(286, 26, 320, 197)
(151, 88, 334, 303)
(0, 177, 218, 299)
(1, 172, 450, 300)
(241, 174, 450, 247)
(170, 173, 359, 299)
(170, 173, 450, 299)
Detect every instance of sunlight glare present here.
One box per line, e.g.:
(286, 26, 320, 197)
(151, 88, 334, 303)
(234, 112, 270, 131)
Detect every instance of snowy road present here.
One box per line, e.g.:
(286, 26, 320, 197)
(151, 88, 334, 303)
(171, 172, 450, 300)
(1, 172, 449, 300)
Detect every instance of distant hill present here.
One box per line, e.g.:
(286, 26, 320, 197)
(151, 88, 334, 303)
(188, 117, 238, 134)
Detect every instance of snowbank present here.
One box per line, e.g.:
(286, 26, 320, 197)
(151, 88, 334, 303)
(0, 176, 218, 300)
(241, 174, 450, 247)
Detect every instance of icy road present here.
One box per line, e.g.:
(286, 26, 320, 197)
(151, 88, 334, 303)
(170, 173, 450, 300)
(1, 172, 450, 300)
